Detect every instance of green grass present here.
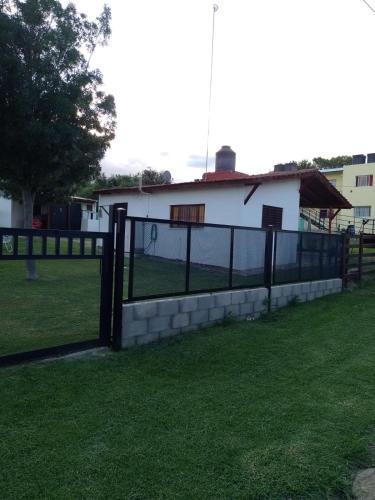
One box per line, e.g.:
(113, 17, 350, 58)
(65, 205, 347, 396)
(1, 281, 375, 498)
(0, 259, 100, 356)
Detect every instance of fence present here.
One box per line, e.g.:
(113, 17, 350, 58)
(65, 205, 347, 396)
(0, 226, 114, 366)
(114, 214, 344, 305)
(342, 233, 375, 285)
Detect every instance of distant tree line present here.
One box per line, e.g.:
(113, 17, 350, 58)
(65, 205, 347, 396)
(76, 167, 172, 199)
(296, 156, 352, 170)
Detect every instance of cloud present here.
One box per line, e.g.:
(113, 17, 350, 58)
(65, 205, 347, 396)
(101, 157, 147, 175)
(186, 154, 215, 168)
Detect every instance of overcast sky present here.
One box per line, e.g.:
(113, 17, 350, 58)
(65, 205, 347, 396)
(64, 0, 375, 181)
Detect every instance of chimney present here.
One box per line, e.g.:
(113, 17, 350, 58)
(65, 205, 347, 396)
(352, 154, 366, 165)
(274, 162, 297, 172)
(215, 146, 236, 172)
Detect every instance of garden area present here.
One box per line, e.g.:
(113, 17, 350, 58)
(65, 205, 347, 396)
(1, 279, 375, 498)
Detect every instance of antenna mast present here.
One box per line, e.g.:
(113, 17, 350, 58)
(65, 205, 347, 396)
(205, 4, 219, 174)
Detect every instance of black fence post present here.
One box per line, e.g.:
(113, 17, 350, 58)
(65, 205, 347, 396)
(185, 225, 191, 293)
(298, 232, 303, 282)
(112, 208, 126, 351)
(264, 227, 274, 312)
(128, 219, 135, 300)
(99, 229, 114, 346)
(319, 233, 324, 280)
(358, 233, 363, 283)
(341, 232, 349, 288)
(272, 230, 277, 285)
(229, 227, 234, 289)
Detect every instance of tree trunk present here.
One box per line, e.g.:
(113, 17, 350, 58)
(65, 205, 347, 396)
(22, 189, 37, 280)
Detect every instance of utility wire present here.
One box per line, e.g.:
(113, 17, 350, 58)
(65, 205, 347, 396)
(360, 0, 375, 14)
(205, 4, 219, 175)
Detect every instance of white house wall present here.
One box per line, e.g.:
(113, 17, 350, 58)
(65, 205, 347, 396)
(0, 195, 11, 228)
(98, 179, 300, 270)
(99, 179, 300, 231)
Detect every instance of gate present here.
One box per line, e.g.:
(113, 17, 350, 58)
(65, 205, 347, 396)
(0, 226, 114, 367)
(342, 233, 375, 285)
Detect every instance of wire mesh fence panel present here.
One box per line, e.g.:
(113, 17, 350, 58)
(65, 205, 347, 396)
(189, 225, 231, 292)
(130, 220, 187, 298)
(274, 231, 342, 284)
(273, 231, 300, 284)
(321, 234, 342, 279)
(299, 232, 322, 281)
(232, 229, 266, 288)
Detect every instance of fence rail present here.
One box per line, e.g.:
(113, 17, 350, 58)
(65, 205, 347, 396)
(342, 233, 375, 285)
(0, 225, 114, 366)
(114, 215, 344, 304)
(0, 227, 104, 260)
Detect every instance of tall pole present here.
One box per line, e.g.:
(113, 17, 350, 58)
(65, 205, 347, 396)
(205, 4, 219, 175)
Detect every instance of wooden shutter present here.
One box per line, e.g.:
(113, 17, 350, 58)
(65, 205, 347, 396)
(261, 205, 283, 229)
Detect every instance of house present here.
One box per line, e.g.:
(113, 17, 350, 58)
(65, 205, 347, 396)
(32, 196, 98, 230)
(95, 146, 351, 233)
(0, 192, 23, 228)
(319, 154, 375, 232)
(0, 192, 97, 230)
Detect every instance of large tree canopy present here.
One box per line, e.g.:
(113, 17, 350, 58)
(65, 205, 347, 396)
(0, 0, 116, 278)
(0, 0, 116, 206)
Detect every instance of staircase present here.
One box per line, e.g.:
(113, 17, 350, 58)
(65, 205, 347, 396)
(300, 208, 375, 234)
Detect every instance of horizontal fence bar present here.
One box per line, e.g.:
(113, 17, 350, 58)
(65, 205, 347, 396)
(0, 227, 107, 239)
(0, 339, 104, 368)
(122, 215, 268, 232)
(0, 255, 102, 261)
(124, 283, 264, 303)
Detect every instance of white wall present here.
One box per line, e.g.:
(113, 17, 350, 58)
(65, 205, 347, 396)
(98, 180, 301, 271)
(98, 179, 301, 232)
(0, 195, 11, 228)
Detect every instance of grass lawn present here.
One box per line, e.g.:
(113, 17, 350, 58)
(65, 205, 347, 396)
(0, 259, 100, 356)
(1, 281, 375, 498)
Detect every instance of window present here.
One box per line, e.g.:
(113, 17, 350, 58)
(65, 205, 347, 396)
(355, 175, 373, 187)
(320, 209, 328, 219)
(353, 206, 371, 218)
(261, 205, 283, 229)
(329, 179, 337, 188)
(170, 204, 205, 226)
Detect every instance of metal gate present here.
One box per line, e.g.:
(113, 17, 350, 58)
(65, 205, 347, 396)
(0, 226, 114, 367)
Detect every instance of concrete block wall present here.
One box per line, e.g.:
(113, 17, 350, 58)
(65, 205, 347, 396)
(121, 279, 342, 348)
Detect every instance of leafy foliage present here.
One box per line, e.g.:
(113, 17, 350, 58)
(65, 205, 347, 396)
(76, 168, 172, 199)
(296, 156, 352, 170)
(0, 0, 116, 206)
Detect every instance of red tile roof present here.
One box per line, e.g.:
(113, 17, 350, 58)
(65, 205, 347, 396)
(94, 169, 352, 209)
(201, 170, 250, 181)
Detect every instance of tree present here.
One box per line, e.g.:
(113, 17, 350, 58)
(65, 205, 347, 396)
(0, 0, 116, 278)
(296, 156, 352, 170)
(76, 168, 172, 199)
(312, 156, 352, 169)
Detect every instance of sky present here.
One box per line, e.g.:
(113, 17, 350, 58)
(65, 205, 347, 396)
(63, 0, 375, 182)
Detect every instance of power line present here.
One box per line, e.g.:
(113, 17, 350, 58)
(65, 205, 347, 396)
(360, 0, 375, 15)
(205, 4, 219, 175)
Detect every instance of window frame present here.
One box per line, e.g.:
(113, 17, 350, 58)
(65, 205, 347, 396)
(353, 206, 371, 218)
(170, 204, 205, 227)
(355, 175, 373, 187)
(261, 205, 283, 230)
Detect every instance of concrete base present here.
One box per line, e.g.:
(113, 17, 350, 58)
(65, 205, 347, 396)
(122, 279, 342, 348)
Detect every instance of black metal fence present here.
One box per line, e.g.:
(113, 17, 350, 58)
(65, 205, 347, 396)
(0, 226, 114, 367)
(273, 230, 343, 285)
(114, 214, 343, 303)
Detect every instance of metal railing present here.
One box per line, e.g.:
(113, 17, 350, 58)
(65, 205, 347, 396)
(113, 213, 344, 304)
